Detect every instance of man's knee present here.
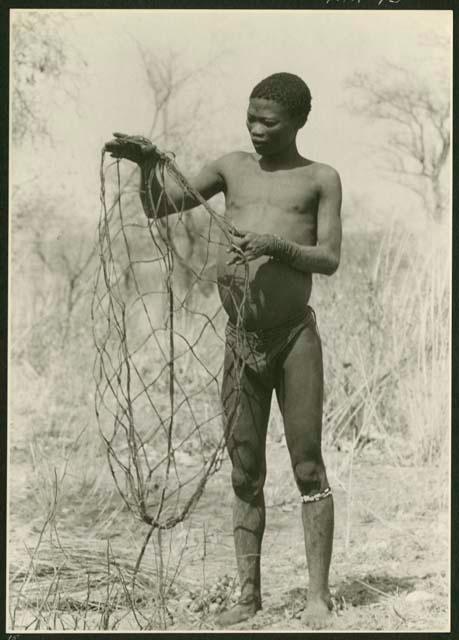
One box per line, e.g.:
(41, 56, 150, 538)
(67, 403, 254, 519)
(231, 465, 265, 503)
(294, 459, 326, 496)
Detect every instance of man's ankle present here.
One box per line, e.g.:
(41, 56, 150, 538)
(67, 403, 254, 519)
(307, 589, 332, 606)
(239, 592, 261, 607)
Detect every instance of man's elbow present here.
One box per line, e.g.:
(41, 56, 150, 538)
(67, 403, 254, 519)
(142, 203, 157, 220)
(142, 198, 168, 220)
(323, 254, 340, 276)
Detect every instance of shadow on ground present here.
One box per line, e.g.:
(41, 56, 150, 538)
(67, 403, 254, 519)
(276, 573, 416, 612)
(334, 574, 416, 606)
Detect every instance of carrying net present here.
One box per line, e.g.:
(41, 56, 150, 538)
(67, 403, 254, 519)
(92, 147, 249, 530)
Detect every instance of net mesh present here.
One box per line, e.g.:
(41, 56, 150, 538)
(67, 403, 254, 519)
(92, 149, 249, 530)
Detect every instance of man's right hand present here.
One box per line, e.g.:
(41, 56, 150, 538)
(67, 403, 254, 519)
(104, 132, 160, 165)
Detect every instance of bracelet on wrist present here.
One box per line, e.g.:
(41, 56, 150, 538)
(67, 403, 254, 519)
(268, 234, 284, 261)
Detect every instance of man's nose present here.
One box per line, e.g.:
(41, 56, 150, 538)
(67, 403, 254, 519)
(250, 123, 265, 137)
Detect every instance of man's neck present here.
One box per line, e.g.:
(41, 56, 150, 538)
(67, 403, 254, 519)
(259, 143, 304, 170)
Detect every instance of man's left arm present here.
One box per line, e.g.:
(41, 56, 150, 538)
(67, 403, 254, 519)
(228, 166, 342, 275)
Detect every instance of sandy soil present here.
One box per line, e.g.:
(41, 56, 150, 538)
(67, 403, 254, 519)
(8, 437, 449, 632)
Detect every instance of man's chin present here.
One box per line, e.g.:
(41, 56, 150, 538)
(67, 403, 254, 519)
(253, 144, 274, 157)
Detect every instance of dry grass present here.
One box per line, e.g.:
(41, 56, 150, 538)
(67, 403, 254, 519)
(316, 223, 450, 473)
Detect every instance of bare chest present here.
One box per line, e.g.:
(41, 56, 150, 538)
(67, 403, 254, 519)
(224, 162, 319, 216)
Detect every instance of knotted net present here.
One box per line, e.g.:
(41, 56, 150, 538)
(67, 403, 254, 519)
(92, 148, 249, 531)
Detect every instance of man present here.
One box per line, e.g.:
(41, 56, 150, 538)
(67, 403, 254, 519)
(105, 72, 342, 628)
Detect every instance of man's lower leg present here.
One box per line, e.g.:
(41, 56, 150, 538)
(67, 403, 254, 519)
(217, 492, 265, 625)
(301, 492, 334, 625)
(234, 492, 264, 603)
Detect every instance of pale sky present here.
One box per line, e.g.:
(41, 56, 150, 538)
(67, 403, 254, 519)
(11, 9, 452, 231)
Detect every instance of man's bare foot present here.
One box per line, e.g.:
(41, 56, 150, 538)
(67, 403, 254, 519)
(301, 593, 333, 629)
(216, 597, 261, 627)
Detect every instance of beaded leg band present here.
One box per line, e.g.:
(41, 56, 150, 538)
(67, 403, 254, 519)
(300, 487, 332, 504)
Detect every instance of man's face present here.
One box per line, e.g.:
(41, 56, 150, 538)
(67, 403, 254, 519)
(246, 98, 300, 156)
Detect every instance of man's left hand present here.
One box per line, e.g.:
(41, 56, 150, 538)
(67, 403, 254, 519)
(227, 230, 274, 265)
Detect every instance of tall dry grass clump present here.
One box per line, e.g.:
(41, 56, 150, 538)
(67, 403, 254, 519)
(315, 222, 450, 474)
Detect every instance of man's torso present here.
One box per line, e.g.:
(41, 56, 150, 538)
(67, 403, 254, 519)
(216, 152, 322, 329)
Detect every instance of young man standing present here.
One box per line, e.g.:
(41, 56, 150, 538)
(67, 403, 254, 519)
(105, 72, 342, 628)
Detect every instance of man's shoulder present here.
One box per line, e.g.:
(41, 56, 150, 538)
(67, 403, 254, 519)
(207, 151, 252, 181)
(215, 150, 252, 167)
(309, 161, 340, 181)
(308, 162, 342, 193)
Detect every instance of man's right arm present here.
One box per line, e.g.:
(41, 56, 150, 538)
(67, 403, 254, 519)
(104, 132, 226, 219)
(141, 157, 226, 219)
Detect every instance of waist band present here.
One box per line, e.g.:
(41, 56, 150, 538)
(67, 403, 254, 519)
(226, 306, 316, 344)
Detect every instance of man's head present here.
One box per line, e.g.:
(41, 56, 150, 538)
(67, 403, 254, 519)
(247, 72, 312, 156)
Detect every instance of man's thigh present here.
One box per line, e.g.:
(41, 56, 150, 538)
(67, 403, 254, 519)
(221, 347, 272, 466)
(275, 323, 324, 467)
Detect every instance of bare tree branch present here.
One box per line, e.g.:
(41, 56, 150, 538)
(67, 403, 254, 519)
(11, 11, 84, 145)
(344, 46, 450, 223)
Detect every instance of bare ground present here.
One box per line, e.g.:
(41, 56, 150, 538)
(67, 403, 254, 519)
(8, 434, 449, 632)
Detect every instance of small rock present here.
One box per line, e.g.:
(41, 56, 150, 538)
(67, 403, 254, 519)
(405, 590, 434, 603)
(373, 541, 387, 551)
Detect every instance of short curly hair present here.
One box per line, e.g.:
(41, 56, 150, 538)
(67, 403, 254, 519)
(250, 72, 312, 127)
